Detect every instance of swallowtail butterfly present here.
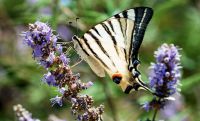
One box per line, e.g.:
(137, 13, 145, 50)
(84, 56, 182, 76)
(72, 7, 153, 94)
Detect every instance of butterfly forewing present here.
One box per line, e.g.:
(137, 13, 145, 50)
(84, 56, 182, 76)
(111, 7, 153, 71)
(73, 7, 153, 93)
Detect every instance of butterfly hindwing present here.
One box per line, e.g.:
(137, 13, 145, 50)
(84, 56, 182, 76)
(73, 7, 153, 93)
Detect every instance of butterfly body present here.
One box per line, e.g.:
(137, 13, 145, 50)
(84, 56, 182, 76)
(73, 7, 153, 93)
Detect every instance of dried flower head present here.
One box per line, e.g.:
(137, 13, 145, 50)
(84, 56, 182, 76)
(77, 105, 104, 121)
(13, 104, 40, 121)
(22, 21, 104, 121)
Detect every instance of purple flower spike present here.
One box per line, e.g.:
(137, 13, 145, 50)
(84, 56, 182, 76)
(149, 43, 181, 97)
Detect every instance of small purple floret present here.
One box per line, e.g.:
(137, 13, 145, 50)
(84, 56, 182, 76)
(59, 87, 66, 95)
(85, 81, 94, 88)
(57, 44, 63, 54)
(142, 102, 151, 112)
(50, 96, 63, 107)
(60, 53, 69, 65)
(43, 72, 57, 86)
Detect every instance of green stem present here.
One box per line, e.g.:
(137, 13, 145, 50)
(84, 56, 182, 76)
(152, 98, 161, 121)
(152, 108, 158, 121)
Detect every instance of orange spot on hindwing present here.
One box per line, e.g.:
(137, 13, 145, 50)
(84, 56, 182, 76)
(112, 73, 122, 84)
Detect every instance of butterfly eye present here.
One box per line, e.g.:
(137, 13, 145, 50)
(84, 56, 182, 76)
(112, 73, 122, 84)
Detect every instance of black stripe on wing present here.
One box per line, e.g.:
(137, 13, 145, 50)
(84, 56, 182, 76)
(100, 23, 117, 45)
(122, 11, 128, 18)
(117, 19, 126, 38)
(113, 8, 133, 20)
(107, 21, 114, 32)
(131, 7, 153, 62)
(82, 36, 109, 69)
(73, 36, 90, 56)
(92, 27, 100, 36)
(87, 30, 110, 60)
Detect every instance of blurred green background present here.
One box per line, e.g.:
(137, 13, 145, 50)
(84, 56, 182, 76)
(0, 0, 200, 121)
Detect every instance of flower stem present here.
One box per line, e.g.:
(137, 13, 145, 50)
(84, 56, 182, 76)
(152, 108, 158, 121)
(152, 98, 161, 121)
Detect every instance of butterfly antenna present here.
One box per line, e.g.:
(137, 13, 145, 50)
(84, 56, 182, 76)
(76, 17, 80, 36)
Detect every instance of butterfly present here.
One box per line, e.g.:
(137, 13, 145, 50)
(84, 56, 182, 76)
(72, 7, 153, 94)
